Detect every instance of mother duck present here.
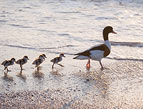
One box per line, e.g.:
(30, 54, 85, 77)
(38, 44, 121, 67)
(73, 26, 117, 70)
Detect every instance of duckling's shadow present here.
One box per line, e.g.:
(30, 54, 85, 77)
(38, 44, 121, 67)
(50, 68, 63, 76)
(32, 66, 44, 79)
(49, 68, 64, 83)
(16, 70, 26, 82)
(3, 72, 13, 82)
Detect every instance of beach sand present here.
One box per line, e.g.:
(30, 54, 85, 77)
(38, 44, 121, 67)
(0, 60, 143, 109)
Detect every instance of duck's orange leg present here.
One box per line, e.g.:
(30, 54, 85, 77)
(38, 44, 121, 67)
(86, 59, 90, 71)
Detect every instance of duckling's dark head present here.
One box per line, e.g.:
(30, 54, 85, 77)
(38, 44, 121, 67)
(60, 53, 65, 57)
(24, 56, 29, 60)
(42, 54, 47, 58)
(11, 58, 16, 62)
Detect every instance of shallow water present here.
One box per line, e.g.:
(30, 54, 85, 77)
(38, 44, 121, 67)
(0, 0, 143, 107)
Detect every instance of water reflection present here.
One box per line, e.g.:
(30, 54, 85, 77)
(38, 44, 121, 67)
(16, 70, 26, 82)
(107, 57, 143, 62)
(32, 66, 44, 79)
(3, 72, 13, 81)
(50, 68, 63, 76)
(111, 41, 143, 48)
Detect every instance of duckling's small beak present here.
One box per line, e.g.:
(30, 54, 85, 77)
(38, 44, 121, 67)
(63, 55, 65, 57)
(112, 31, 117, 34)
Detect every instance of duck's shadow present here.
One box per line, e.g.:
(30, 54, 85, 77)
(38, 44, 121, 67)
(3, 72, 13, 82)
(16, 70, 26, 82)
(61, 69, 109, 109)
(32, 66, 44, 79)
(91, 70, 110, 98)
(77, 68, 110, 98)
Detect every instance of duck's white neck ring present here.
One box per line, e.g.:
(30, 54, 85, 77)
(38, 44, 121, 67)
(104, 40, 111, 50)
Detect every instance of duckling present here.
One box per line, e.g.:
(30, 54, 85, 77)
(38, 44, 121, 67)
(1, 58, 16, 72)
(16, 56, 29, 70)
(32, 54, 46, 68)
(51, 53, 65, 69)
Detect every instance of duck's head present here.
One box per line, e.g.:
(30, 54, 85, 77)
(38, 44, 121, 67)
(104, 26, 117, 34)
(60, 53, 65, 58)
(103, 26, 117, 40)
(24, 56, 29, 60)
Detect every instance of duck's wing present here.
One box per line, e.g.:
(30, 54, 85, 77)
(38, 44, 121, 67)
(32, 59, 38, 65)
(51, 57, 60, 63)
(17, 59, 27, 65)
(16, 59, 21, 64)
(74, 44, 106, 56)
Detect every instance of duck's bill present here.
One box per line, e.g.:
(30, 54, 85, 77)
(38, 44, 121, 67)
(112, 31, 117, 34)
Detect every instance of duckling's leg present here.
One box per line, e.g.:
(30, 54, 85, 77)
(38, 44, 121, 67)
(7, 67, 11, 72)
(35, 67, 37, 71)
(4, 67, 7, 70)
(52, 63, 55, 69)
(58, 63, 64, 67)
(20, 65, 23, 70)
(37, 66, 40, 72)
(20, 70, 22, 74)
(4, 71, 8, 77)
(86, 59, 90, 71)
(36, 66, 39, 71)
(99, 61, 104, 70)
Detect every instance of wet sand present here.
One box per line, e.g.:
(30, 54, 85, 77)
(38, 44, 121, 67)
(0, 60, 143, 109)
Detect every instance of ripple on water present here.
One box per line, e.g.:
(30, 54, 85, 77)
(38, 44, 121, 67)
(9, 24, 32, 28)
